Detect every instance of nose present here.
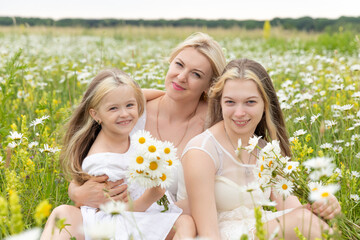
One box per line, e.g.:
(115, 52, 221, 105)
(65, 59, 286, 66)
(119, 107, 129, 117)
(234, 105, 246, 118)
(177, 70, 187, 83)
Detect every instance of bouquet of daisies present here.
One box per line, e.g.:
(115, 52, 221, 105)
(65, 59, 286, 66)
(238, 136, 360, 238)
(128, 130, 179, 212)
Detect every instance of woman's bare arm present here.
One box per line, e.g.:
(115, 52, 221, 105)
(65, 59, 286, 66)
(142, 88, 165, 101)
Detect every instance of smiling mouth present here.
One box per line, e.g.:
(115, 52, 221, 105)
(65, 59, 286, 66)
(233, 119, 250, 126)
(117, 120, 132, 125)
(172, 82, 185, 91)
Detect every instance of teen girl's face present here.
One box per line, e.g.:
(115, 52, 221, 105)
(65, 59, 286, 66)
(165, 47, 213, 102)
(93, 85, 139, 137)
(221, 79, 265, 139)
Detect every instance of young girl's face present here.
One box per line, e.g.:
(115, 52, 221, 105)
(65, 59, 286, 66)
(221, 78, 264, 138)
(93, 85, 139, 137)
(164, 47, 213, 101)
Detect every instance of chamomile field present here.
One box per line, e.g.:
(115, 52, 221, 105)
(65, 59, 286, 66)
(0, 26, 359, 239)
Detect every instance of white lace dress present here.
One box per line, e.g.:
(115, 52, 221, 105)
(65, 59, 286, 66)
(177, 130, 293, 240)
(81, 113, 182, 240)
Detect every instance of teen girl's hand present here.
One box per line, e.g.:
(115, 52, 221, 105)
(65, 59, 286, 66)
(69, 175, 128, 208)
(306, 194, 341, 220)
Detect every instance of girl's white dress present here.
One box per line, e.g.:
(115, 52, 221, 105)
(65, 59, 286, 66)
(177, 130, 293, 240)
(81, 113, 182, 240)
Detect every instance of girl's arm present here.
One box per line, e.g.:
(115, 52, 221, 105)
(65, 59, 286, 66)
(182, 149, 221, 239)
(142, 88, 165, 101)
(68, 176, 128, 208)
(130, 186, 166, 212)
(270, 190, 303, 211)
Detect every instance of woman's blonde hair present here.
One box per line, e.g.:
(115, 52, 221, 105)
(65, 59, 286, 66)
(60, 68, 145, 184)
(207, 59, 291, 157)
(169, 32, 226, 91)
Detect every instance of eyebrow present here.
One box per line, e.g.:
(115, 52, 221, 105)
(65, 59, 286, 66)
(176, 58, 206, 76)
(223, 95, 261, 99)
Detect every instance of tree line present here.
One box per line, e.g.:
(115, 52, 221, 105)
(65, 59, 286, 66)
(0, 16, 359, 32)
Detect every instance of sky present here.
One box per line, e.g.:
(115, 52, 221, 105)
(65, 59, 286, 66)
(0, 0, 359, 21)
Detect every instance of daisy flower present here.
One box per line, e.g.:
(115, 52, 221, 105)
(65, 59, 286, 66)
(309, 184, 339, 202)
(325, 120, 337, 129)
(303, 157, 333, 170)
(99, 201, 127, 215)
(129, 149, 150, 171)
(350, 194, 360, 202)
(8, 131, 23, 140)
(283, 161, 299, 174)
(5, 228, 42, 240)
(158, 168, 174, 189)
(131, 130, 153, 152)
(84, 221, 117, 240)
(310, 114, 320, 124)
(308, 181, 323, 192)
(351, 171, 360, 178)
(274, 178, 294, 198)
(244, 135, 262, 153)
(7, 142, 18, 148)
(320, 143, 332, 149)
(28, 141, 39, 149)
(293, 129, 307, 137)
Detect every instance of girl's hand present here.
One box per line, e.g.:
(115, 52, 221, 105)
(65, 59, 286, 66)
(307, 194, 341, 220)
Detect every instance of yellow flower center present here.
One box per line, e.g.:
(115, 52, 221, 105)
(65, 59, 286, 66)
(139, 137, 146, 144)
(136, 170, 143, 174)
(149, 161, 158, 170)
(312, 187, 318, 191)
(260, 165, 264, 172)
(288, 165, 292, 170)
(321, 192, 329, 198)
(148, 145, 156, 153)
(167, 160, 173, 166)
(164, 148, 170, 154)
(160, 173, 166, 181)
(268, 161, 273, 167)
(282, 184, 288, 190)
(136, 156, 144, 164)
(258, 172, 262, 178)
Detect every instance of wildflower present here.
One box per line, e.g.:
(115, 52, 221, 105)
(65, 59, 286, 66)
(351, 91, 360, 99)
(334, 168, 342, 178)
(5, 228, 42, 240)
(244, 135, 262, 153)
(29, 115, 50, 128)
(339, 104, 353, 111)
(131, 129, 153, 152)
(274, 179, 294, 198)
(34, 200, 52, 225)
(333, 146, 343, 154)
(355, 152, 360, 159)
(310, 114, 320, 124)
(308, 182, 323, 192)
(7, 142, 18, 148)
(324, 120, 337, 129)
(16, 90, 29, 99)
(303, 157, 334, 170)
(235, 138, 242, 157)
(293, 129, 307, 137)
(8, 131, 23, 140)
(320, 143, 333, 149)
(351, 171, 360, 178)
(294, 116, 306, 123)
(309, 184, 339, 202)
(28, 141, 39, 149)
(99, 201, 127, 215)
(350, 194, 360, 202)
(350, 64, 360, 71)
(284, 161, 299, 174)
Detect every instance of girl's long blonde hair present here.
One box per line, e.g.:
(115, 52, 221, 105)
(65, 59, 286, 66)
(60, 68, 145, 184)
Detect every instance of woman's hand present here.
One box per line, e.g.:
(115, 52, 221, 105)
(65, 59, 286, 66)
(307, 194, 341, 220)
(68, 175, 128, 208)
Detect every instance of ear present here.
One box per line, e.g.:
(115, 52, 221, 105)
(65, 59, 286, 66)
(89, 108, 98, 122)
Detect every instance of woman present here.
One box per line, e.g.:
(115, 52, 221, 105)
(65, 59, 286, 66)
(178, 59, 341, 239)
(41, 32, 226, 239)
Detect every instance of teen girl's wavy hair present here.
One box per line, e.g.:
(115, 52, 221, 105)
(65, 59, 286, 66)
(206, 59, 291, 157)
(60, 68, 145, 184)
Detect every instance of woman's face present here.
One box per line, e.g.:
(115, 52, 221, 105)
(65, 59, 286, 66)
(165, 47, 213, 102)
(221, 78, 265, 138)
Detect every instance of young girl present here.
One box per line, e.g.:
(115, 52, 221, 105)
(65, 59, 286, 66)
(41, 68, 187, 240)
(178, 59, 341, 239)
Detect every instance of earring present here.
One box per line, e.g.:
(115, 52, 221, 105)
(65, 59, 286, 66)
(95, 119, 101, 125)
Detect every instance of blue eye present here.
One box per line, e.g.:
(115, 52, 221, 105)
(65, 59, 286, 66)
(175, 62, 183, 67)
(193, 72, 201, 78)
(126, 103, 135, 108)
(109, 107, 117, 111)
(225, 100, 235, 105)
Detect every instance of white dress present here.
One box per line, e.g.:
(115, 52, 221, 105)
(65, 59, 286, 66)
(177, 130, 293, 240)
(81, 113, 182, 240)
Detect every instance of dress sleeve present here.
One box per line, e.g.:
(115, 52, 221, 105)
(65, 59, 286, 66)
(177, 131, 222, 201)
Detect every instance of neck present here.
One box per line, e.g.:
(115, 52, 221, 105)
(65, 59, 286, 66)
(160, 94, 201, 122)
(223, 121, 253, 149)
(96, 130, 130, 153)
